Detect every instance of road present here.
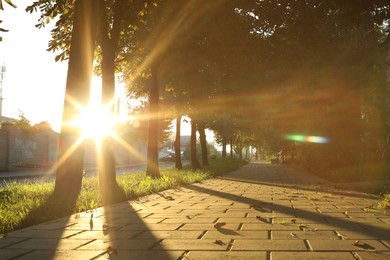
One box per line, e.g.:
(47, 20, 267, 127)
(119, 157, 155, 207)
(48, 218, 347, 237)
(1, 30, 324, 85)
(0, 161, 176, 187)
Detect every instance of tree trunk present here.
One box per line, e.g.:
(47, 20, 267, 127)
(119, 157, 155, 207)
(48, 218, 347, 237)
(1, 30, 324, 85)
(146, 63, 160, 178)
(222, 138, 227, 158)
(190, 119, 201, 170)
(54, 0, 97, 202)
(97, 0, 125, 204)
(230, 138, 233, 158)
(100, 49, 118, 204)
(198, 121, 209, 166)
(174, 115, 182, 170)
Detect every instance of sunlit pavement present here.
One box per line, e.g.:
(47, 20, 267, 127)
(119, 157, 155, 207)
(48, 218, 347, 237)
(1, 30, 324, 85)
(1, 162, 389, 259)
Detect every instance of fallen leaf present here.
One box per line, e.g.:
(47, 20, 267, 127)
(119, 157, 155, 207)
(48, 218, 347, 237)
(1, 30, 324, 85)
(353, 240, 362, 246)
(256, 216, 268, 223)
(214, 239, 225, 245)
(249, 204, 262, 209)
(214, 222, 226, 228)
(291, 219, 297, 223)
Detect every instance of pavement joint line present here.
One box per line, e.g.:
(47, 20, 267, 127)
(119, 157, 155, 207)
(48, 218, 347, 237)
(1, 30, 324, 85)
(1, 237, 31, 249)
(379, 239, 390, 249)
(237, 223, 244, 231)
(143, 213, 154, 218)
(157, 218, 168, 224)
(351, 251, 362, 260)
(226, 239, 235, 251)
(197, 230, 207, 239)
(9, 249, 35, 260)
(268, 230, 272, 239)
(175, 223, 185, 230)
(178, 250, 190, 260)
(334, 230, 344, 240)
(90, 251, 108, 260)
(212, 217, 220, 224)
(74, 238, 96, 250)
(147, 238, 164, 250)
(304, 239, 313, 251)
(266, 251, 271, 260)
(65, 230, 85, 239)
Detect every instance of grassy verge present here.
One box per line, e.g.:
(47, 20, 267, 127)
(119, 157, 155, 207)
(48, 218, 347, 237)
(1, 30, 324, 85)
(0, 158, 247, 236)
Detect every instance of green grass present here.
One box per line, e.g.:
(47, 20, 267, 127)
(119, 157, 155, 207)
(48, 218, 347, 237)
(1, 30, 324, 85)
(0, 158, 247, 236)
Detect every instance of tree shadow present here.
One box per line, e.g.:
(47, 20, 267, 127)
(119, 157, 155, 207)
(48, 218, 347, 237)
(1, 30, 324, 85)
(2, 191, 78, 259)
(98, 196, 180, 259)
(185, 184, 390, 238)
(219, 163, 380, 200)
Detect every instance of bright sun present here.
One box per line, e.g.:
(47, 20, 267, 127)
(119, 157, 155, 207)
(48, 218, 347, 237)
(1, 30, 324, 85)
(78, 104, 114, 141)
(75, 78, 117, 141)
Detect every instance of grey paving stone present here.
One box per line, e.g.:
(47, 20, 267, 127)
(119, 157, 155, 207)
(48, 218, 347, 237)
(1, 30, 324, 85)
(16, 250, 105, 260)
(0, 249, 31, 259)
(272, 230, 339, 240)
(7, 238, 92, 250)
(96, 250, 184, 260)
(242, 223, 301, 231)
(203, 230, 268, 239)
(134, 230, 203, 239)
(79, 238, 157, 250)
(69, 230, 142, 240)
(309, 239, 389, 251)
(180, 223, 240, 231)
(186, 251, 267, 259)
(337, 230, 390, 240)
(356, 251, 390, 259)
(0, 237, 28, 248)
(232, 239, 307, 251)
(121, 223, 181, 231)
(153, 239, 229, 251)
(271, 252, 356, 259)
(7, 229, 80, 239)
(161, 217, 217, 224)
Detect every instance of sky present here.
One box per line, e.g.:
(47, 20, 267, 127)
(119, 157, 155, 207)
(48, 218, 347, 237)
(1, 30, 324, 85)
(0, 2, 67, 132)
(0, 3, 213, 141)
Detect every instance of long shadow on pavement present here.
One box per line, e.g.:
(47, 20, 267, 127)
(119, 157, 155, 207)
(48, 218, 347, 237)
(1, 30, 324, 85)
(185, 183, 390, 238)
(221, 163, 380, 200)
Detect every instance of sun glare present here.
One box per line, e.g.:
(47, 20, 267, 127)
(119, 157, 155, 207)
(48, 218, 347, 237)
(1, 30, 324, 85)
(78, 104, 114, 141)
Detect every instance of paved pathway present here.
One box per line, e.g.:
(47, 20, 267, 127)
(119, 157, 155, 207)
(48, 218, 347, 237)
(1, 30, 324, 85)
(1, 162, 389, 259)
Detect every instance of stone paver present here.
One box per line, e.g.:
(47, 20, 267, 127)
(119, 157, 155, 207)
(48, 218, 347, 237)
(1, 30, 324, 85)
(1, 162, 390, 259)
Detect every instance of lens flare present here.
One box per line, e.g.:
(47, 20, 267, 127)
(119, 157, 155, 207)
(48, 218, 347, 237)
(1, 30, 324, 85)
(285, 134, 329, 144)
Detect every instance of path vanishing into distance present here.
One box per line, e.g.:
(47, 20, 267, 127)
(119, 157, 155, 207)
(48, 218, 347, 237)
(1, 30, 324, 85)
(0, 162, 389, 259)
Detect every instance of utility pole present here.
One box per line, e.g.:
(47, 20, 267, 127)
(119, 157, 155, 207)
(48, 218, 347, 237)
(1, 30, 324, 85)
(0, 63, 5, 117)
(0, 62, 6, 116)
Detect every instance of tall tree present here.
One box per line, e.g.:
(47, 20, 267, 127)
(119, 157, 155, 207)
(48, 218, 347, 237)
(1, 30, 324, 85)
(54, 0, 97, 201)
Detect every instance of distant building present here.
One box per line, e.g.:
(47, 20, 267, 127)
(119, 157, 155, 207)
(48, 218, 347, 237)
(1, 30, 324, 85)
(0, 115, 13, 124)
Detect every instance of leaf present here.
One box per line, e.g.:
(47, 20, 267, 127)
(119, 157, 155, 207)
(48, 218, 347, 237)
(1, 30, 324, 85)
(353, 240, 361, 246)
(5, 0, 16, 8)
(256, 216, 268, 223)
(249, 204, 262, 210)
(214, 222, 226, 228)
(214, 239, 225, 245)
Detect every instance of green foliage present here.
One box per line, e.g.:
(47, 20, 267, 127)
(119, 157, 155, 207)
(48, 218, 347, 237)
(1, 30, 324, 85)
(0, 158, 245, 236)
(378, 193, 390, 210)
